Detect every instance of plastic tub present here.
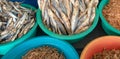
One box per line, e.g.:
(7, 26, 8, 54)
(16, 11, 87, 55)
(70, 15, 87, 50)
(0, 4, 37, 55)
(80, 36, 120, 59)
(2, 36, 79, 59)
(37, 8, 99, 43)
(99, 0, 120, 35)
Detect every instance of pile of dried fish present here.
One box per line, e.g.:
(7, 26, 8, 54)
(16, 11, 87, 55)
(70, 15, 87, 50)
(0, 0, 35, 43)
(38, 0, 99, 35)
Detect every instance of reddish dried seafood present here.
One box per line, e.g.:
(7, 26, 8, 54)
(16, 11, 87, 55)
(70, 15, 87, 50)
(93, 49, 120, 59)
(103, 0, 120, 30)
(22, 46, 65, 59)
(38, 0, 99, 35)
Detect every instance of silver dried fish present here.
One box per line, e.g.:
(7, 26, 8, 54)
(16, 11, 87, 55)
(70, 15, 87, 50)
(0, 0, 35, 43)
(38, 0, 99, 35)
(71, 0, 80, 33)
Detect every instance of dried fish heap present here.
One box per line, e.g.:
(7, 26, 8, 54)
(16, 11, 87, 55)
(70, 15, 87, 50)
(0, 0, 35, 43)
(38, 0, 99, 35)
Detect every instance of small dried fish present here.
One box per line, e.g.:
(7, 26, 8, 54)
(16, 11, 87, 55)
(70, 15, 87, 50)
(38, 0, 44, 10)
(38, 0, 99, 35)
(59, 0, 67, 15)
(75, 0, 94, 33)
(89, 7, 96, 24)
(71, 0, 80, 33)
(42, 0, 48, 17)
(70, 0, 76, 4)
(0, 0, 35, 43)
(75, 26, 89, 34)
(78, 0, 85, 12)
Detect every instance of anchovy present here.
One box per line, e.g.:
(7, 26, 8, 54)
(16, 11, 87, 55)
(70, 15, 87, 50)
(64, 0, 72, 19)
(71, 0, 80, 33)
(75, 26, 89, 34)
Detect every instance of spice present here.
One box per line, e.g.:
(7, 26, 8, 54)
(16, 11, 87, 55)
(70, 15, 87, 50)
(103, 0, 120, 30)
(22, 46, 65, 59)
(93, 49, 120, 59)
(0, 0, 35, 43)
(38, 0, 99, 35)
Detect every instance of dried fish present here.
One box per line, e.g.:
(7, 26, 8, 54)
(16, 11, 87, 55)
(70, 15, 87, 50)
(38, 0, 44, 10)
(78, 0, 85, 12)
(89, 7, 96, 24)
(38, 0, 99, 35)
(59, 0, 67, 15)
(0, 0, 35, 43)
(75, 0, 95, 33)
(75, 26, 89, 34)
(71, 0, 80, 33)
(70, 0, 75, 4)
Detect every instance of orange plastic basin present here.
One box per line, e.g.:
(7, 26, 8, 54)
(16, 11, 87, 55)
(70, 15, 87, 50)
(80, 36, 120, 59)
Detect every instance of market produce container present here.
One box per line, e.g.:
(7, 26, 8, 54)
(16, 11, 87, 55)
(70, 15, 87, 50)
(2, 36, 79, 59)
(99, 0, 120, 35)
(37, 8, 99, 43)
(80, 36, 120, 59)
(0, 4, 37, 55)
